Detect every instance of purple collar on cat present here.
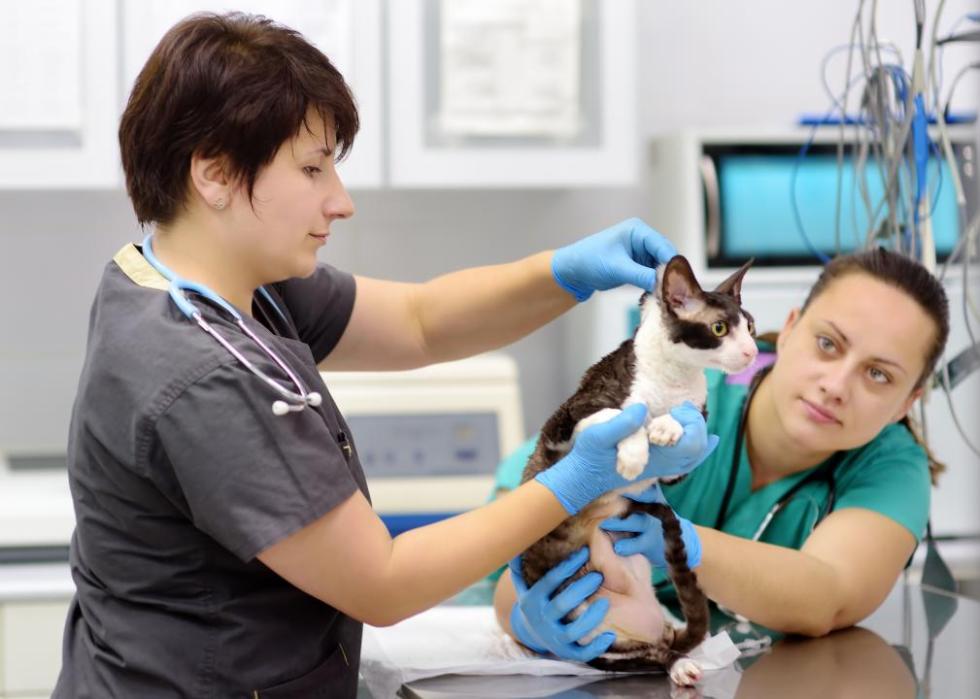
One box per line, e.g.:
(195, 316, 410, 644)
(725, 352, 776, 385)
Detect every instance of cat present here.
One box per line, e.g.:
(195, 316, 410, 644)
(519, 254, 757, 686)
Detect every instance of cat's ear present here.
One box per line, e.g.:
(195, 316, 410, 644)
(714, 258, 754, 303)
(660, 255, 705, 316)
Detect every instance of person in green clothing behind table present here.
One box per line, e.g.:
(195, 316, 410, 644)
(490, 248, 950, 660)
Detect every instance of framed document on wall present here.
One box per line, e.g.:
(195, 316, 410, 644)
(388, 0, 638, 187)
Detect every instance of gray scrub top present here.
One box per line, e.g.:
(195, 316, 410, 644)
(53, 243, 367, 698)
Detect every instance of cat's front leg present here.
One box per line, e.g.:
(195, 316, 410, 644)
(615, 429, 649, 480)
(572, 408, 649, 481)
(647, 413, 684, 447)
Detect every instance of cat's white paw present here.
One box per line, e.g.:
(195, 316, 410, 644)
(647, 414, 684, 447)
(615, 429, 649, 480)
(668, 657, 702, 686)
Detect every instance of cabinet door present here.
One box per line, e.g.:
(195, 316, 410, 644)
(0, 0, 119, 188)
(0, 600, 70, 696)
(120, 0, 382, 188)
(388, 0, 638, 187)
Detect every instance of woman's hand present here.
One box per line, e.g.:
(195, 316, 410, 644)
(599, 488, 702, 569)
(508, 548, 615, 661)
(535, 403, 718, 515)
(551, 218, 678, 302)
(649, 401, 720, 478)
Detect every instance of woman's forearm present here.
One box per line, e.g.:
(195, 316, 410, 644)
(493, 571, 518, 637)
(378, 481, 566, 625)
(414, 251, 576, 363)
(693, 526, 844, 636)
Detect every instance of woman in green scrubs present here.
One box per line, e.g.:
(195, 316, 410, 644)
(493, 249, 950, 650)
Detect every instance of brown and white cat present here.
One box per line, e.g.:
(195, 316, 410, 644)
(519, 255, 757, 685)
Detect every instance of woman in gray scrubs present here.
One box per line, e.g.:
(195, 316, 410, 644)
(53, 12, 714, 698)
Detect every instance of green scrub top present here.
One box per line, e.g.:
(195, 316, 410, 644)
(490, 347, 931, 589)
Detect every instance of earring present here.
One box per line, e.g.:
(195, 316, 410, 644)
(213, 198, 226, 210)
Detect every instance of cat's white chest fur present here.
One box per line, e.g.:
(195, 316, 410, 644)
(627, 372, 707, 419)
(571, 304, 710, 481)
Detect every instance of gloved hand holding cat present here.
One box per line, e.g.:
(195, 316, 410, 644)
(551, 217, 679, 302)
(508, 547, 615, 661)
(534, 401, 717, 516)
(601, 483, 703, 569)
(512, 405, 713, 661)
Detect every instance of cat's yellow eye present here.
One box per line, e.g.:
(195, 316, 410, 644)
(711, 321, 728, 337)
(747, 320, 756, 336)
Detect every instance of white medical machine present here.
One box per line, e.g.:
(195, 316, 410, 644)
(645, 127, 977, 273)
(0, 353, 524, 550)
(321, 353, 525, 534)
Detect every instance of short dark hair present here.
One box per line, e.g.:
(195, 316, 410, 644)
(119, 12, 359, 226)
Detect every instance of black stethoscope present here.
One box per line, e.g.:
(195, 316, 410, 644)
(712, 364, 844, 625)
(653, 365, 845, 618)
(714, 364, 843, 540)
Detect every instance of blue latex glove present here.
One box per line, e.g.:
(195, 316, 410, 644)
(551, 218, 678, 302)
(648, 402, 721, 479)
(536, 403, 718, 516)
(598, 487, 702, 569)
(535, 404, 645, 515)
(508, 548, 615, 661)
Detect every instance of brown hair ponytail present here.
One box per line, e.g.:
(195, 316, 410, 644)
(899, 413, 946, 485)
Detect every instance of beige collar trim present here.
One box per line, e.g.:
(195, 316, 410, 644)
(113, 242, 169, 291)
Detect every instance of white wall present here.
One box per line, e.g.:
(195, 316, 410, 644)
(0, 0, 977, 489)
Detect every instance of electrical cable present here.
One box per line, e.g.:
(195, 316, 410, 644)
(825, 0, 980, 468)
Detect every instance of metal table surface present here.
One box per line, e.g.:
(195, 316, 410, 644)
(391, 580, 979, 698)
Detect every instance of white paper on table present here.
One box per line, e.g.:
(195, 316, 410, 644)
(360, 606, 742, 699)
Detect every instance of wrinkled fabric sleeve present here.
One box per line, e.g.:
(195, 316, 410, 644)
(154, 362, 359, 562)
(275, 264, 356, 363)
(834, 427, 931, 542)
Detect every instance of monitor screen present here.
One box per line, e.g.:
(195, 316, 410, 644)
(712, 145, 963, 265)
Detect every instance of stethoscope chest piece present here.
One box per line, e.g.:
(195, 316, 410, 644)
(141, 234, 321, 416)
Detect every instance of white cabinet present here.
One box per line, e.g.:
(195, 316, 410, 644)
(1, 1, 636, 190)
(387, 0, 638, 187)
(0, 601, 69, 698)
(0, 565, 73, 699)
(0, 0, 120, 188)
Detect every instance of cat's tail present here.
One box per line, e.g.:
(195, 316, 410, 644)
(647, 503, 710, 655)
(586, 644, 682, 673)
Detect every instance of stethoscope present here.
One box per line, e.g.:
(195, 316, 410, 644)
(712, 364, 843, 626)
(141, 233, 322, 416)
(715, 364, 841, 540)
(648, 364, 846, 636)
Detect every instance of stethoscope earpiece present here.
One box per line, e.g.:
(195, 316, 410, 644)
(307, 392, 322, 407)
(272, 401, 290, 416)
